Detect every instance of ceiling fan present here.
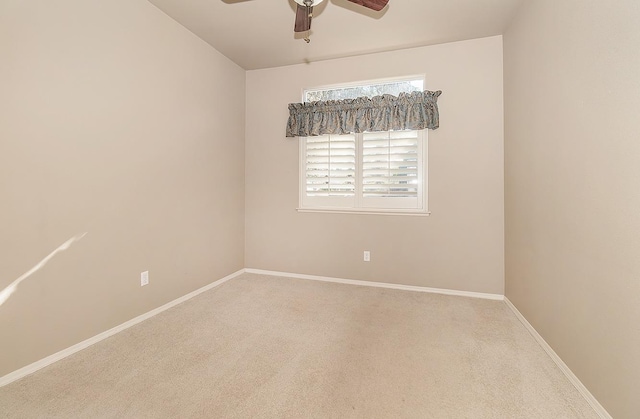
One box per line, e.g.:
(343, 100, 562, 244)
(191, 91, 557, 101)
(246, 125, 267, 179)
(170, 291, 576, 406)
(293, 0, 389, 41)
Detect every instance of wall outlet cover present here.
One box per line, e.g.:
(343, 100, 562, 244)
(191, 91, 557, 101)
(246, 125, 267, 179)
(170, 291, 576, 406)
(141, 271, 149, 286)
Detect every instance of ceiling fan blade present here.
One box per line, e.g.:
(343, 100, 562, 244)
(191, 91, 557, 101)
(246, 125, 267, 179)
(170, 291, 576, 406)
(345, 0, 389, 12)
(294, 4, 313, 32)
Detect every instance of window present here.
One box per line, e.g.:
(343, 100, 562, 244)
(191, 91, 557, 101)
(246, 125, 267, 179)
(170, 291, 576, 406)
(304, 78, 424, 102)
(299, 77, 428, 215)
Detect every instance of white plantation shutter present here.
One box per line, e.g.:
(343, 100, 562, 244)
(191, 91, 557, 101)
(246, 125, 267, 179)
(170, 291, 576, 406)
(305, 135, 356, 196)
(362, 131, 419, 198)
(301, 135, 357, 208)
(300, 130, 425, 212)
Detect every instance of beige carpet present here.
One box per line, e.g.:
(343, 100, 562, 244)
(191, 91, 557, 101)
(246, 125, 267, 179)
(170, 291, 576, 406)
(0, 273, 598, 418)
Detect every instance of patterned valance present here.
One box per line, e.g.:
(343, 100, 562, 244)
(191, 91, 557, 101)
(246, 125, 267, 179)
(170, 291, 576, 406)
(286, 90, 442, 137)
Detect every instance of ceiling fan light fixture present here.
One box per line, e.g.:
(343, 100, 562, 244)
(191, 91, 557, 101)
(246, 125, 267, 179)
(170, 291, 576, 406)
(293, 0, 325, 6)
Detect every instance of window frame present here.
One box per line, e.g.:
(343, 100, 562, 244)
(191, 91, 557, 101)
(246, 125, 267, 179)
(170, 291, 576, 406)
(297, 75, 431, 216)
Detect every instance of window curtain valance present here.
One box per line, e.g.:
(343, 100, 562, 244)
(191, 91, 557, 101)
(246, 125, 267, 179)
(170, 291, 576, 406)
(286, 90, 442, 137)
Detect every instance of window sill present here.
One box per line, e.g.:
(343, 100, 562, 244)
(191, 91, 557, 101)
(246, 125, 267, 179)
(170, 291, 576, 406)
(297, 208, 431, 217)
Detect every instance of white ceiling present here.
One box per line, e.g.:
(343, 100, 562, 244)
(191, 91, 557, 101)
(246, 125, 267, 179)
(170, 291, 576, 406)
(147, 0, 524, 70)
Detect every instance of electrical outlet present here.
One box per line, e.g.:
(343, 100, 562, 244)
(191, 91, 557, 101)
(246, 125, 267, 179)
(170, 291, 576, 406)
(364, 251, 370, 262)
(141, 271, 149, 287)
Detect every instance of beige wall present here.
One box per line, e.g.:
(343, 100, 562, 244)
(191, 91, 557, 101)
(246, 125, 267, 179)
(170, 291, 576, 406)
(504, 1, 640, 417)
(245, 37, 505, 294)
(0, 0, 245, 376)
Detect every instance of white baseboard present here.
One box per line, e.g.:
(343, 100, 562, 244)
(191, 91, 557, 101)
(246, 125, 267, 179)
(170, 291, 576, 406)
(0, 269, 245, 388)
(244, 268, 504, 301)
(504, 298, 611, 419)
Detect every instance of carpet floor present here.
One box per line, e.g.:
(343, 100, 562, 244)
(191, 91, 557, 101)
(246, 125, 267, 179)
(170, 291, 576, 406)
(0, 273, 598, 418)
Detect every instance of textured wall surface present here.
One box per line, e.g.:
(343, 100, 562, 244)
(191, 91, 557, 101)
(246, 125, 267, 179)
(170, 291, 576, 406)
(504, 1, 640, 417)
(246, 36, 505, 295)
(0, 0, 245, 375)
